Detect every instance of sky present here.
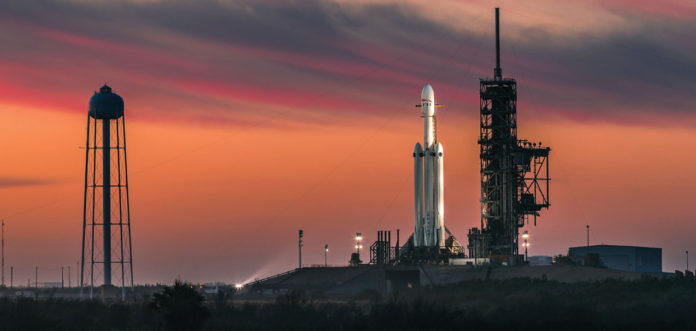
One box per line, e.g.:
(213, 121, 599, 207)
(0, 0, 695, 285)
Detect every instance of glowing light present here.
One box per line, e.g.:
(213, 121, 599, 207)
(235, 283, 243, 289)
(522, 230, 529, 239)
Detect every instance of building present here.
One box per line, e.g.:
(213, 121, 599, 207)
(568, 245, 661, 273)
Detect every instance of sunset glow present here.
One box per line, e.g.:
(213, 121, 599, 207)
(0, 0, 695, 284)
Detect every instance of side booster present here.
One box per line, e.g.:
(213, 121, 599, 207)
(413, 84, 445, 248)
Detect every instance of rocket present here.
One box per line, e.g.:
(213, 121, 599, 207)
(413, 84, 445, 248)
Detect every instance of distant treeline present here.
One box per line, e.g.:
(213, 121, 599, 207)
(1, 276, 696, 330)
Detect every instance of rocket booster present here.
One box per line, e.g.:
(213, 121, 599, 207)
(414, 84, 445, 248)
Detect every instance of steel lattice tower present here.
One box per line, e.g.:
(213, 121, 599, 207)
(469, 9, 550, 260)
(80, 84, 134, 299)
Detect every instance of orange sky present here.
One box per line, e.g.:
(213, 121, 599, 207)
(1, 1, 695, 284)
(1, 99, 695, 284)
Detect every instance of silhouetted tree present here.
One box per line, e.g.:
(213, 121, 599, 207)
(274, 289, 308, 306)
(151, 280, 209, 331)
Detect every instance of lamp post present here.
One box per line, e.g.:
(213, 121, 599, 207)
(522, 230, 529, 262)
(355, 233, 363, 257)
(687, 250, 689, 271)
(2, 219, 5, 287)
(586, 225, 590, 255)
(324, 244, 328, 267)
(298, 230, 303, 269)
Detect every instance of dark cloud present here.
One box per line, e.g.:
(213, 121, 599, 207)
(0, 0, 451, 65)
(0, 177, 53, 188)
(505, 22, 696, 118)
(0, 0, 694, 125)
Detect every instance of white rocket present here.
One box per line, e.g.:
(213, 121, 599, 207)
(413, 84, 445, 248)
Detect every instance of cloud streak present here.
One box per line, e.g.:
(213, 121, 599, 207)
(0, 176, 53, 188)
(0, 0, 694, 127)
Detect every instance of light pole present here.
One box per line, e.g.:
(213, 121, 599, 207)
(324, 244, 328, 267)
(687, 250, 689, 271)
(522, 230, 529, 262)
(2, 219, 5, 287)
(355, 233, 363, 258)
(298, 230, 303, 269)
(586, 225, 590, 255)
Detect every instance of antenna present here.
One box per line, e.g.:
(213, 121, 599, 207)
(494, 7, 502, 80)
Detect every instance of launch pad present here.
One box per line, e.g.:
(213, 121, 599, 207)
(252, 8, 553, 294)
(365, 229, 465, 266)
(384, 8, 550, 266)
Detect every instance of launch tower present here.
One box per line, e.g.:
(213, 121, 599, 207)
(80, 84, 134, 299)
(468, 9, 551, 261)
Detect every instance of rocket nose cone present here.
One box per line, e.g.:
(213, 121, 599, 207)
(421, 83, 434, 102)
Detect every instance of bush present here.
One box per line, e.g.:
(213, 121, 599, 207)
(150, 280, 209, 331)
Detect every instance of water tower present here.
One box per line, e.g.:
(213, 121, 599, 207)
(80, 84, 134, 299)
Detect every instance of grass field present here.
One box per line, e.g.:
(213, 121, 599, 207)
(1, 275, 695, 330)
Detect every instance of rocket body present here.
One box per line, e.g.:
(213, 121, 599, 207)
(414, 84, 445, 248)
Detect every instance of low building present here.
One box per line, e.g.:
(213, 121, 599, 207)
(568, 245, 661, 273)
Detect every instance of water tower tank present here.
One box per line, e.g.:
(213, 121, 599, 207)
(88, 85, 124, 119)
